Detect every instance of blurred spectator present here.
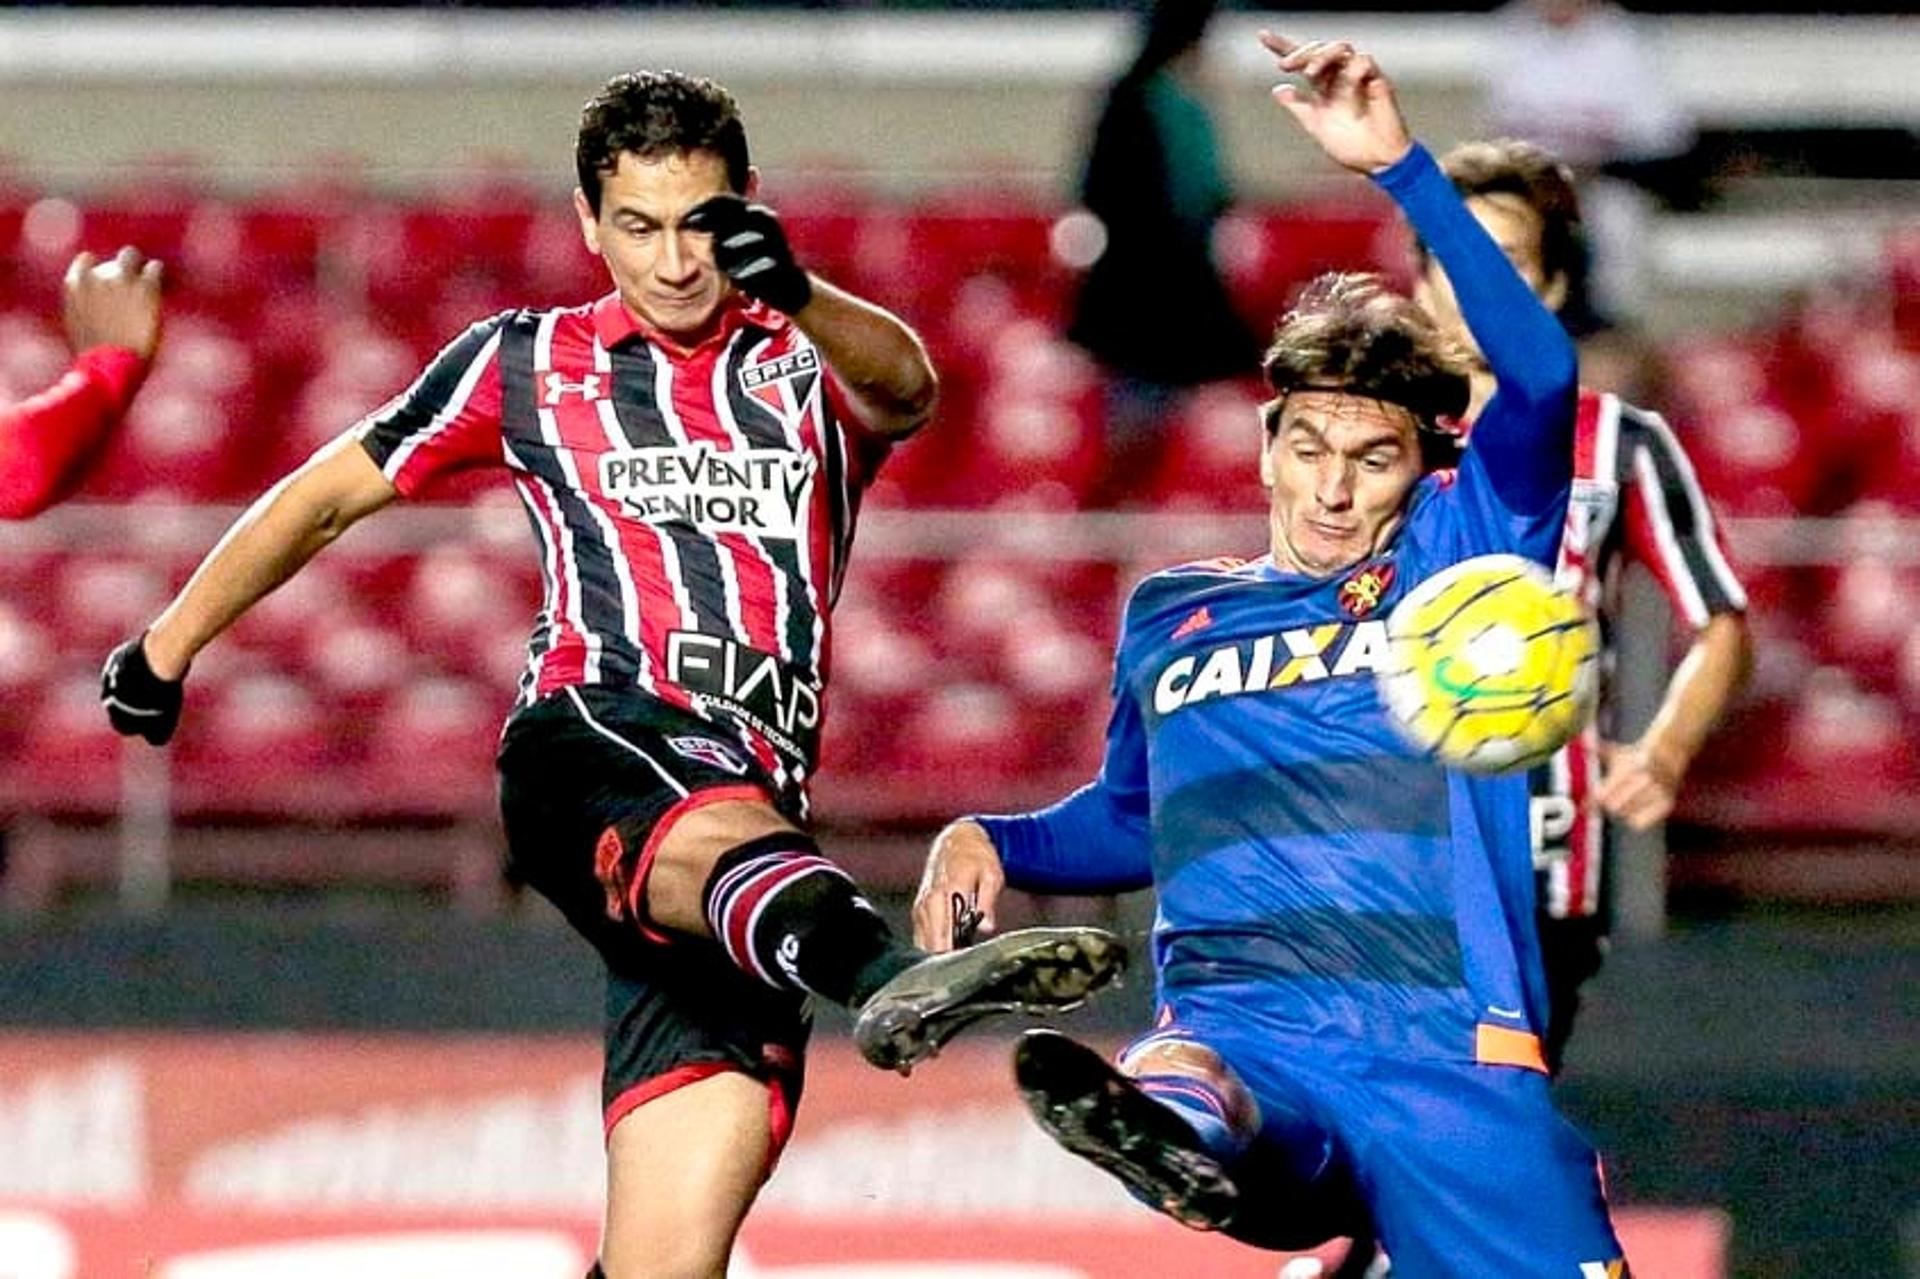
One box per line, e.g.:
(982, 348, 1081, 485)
(1481, 0, 1698, 327)
(1067, 0, 1261, 506)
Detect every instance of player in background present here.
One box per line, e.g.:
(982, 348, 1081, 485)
(0, 247, 163, 519)
(98, 71, 1123, 1279)
(913, 35, 1632, 1277)
(1413, 138, 1752, 1073)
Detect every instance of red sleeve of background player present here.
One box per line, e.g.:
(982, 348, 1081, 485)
(354, 314, 508, 498)
(1617, 403, 1748, 630)
(0, 346, 148, 520)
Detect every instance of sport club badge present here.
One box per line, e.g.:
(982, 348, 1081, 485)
(738, 346, 820, 422)
(1338, 561, 1396, 619)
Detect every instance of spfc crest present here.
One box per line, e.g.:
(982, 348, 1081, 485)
(668, 735, 749, 776)
(738, 346, 819, 420)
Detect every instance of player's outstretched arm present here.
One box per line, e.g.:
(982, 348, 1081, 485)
(1260, 31, 1575, 514)
(916, 663, 1158, 953)
(913, 820, 1007, 952)
(102, 435, 398, 744)
(686, 194, 937, 438)
(913, 780, 1155, 953)
(1600, 610, 1752, 830)
(0, 248, 164, 520)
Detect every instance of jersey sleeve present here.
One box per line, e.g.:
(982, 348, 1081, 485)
(354, 314, 507, 498)
(971, 612, 1155, 895)
(1618, 404, 1748, 627)
(1375, 145, 1577, 522)
(0, 346, 147, 521)
(822, 365, 893, 490)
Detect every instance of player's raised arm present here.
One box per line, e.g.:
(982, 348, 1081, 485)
(0, 248, 163, 520)
(1260, 31, 1576, 515)
(100, 434, 398, 745)
(685, 194, 937, 438)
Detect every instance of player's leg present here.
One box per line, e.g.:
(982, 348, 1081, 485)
(1014, 1025, 1360, 1250)
(600, 1069, 779, 1279)
(645, 799, 1128, 1071)
(1350, 1059, 1628, 1278)
(1014, 1027, 1247, 1229)
(513, 689, 1126, 1073)
(500, 692, 810, 1277)
(588, 945, 809, 1279)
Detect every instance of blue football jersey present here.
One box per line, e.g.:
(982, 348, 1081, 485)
(1109, 456, 1561, 1064)
(975, 143, 1578, 1070)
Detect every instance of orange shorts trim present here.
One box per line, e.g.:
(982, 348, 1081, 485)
(1475, 1023, 1548, 1073)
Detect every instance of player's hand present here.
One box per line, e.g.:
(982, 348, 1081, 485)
(911, 820, 1006, 953)
(101, 634, 184, 746)
(682, 194, 814, 316)
(1596, 738, 1685, 831)
(1259, 31, 1413, 176)
(63, 247, 164, 361)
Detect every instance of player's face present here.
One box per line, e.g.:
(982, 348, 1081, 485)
(574, 149, 754, 343)
(1261, 390, 1423, 576)
(1413, 193, 1565, 364)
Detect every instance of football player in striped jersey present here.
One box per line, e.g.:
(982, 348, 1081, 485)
(100, 70, 1124, 1279)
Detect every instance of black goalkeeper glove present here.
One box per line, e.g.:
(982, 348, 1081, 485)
(684, 194, 814, 315)
(101, 634, 184, 746)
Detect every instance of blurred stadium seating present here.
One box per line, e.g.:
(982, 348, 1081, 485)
(0, 169, 1915, 860)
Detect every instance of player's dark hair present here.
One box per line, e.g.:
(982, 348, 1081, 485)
(1263, 272, 1471, 425)
(1427, 138, 1584, 289)
(576, 70, 750, 215)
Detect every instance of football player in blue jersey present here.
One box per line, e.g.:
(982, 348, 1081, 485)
(910, 33, 1631, 1279)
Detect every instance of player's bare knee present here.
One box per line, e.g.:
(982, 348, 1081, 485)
(1120, 1038, 1261, 1130)
(1121, 1036, 1233, 1083)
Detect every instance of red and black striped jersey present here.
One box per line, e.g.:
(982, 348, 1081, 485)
(1533, 388, 1747, 919)
(355, 293, 890, 796)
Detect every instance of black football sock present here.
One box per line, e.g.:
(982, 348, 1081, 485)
(702, 832, 920, 1007)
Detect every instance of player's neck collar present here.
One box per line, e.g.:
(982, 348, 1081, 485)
(591, 292, 782, 355)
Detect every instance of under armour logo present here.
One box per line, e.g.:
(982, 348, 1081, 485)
(542, 372, 604, 405)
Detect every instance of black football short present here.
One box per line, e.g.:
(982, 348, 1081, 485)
(497, 685, 811, 1140)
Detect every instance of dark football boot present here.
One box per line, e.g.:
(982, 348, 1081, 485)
(853, 927, 1127, 1074)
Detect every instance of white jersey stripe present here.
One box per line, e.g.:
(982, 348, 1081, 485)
(782, 372, 829, 673)
(1633, 408, 1748, 613)
(1543, 746, 1572, 917)
(705, 331, 762, 650)
(647, 346, 707, 634)
(590, 335, 658, 695)
(1632, 445, 1711, 628)
(516, 472, 584, 702)
(718, 331, 797, 662)
(1591, 392, 1621, 496)
(532, 310, 607, 683)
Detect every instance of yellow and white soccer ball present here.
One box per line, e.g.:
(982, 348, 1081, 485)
(1378, 554, 1599, 774)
